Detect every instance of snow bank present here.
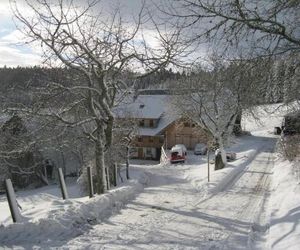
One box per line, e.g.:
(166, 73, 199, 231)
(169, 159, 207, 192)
(0, 177, 84, 224)
(209, 149, 258, 193)
(183, 134, 271, 197)
(267, 157, 300, 249)
(0, 172, 148, 247)
(184, 148, 260, 197)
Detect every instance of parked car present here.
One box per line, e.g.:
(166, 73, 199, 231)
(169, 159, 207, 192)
(274, 126, 282, 135)
(170, 145, 186, 163)
(174, 144, 187, 155)
(216, 150, 237, 161)
(194, 143, 207, 155)
(226, 152, 237, 161)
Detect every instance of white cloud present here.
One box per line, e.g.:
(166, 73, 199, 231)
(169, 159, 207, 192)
(0, 28, 43, 67)
(0, 28, 9, 33)
(0, 0, 11, 18)
(0, 29, 26, 44)
(0, 45, 41, 67)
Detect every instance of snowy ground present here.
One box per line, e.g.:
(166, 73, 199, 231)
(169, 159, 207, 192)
(0, 103, 299, 249)
(244, 104, 300, 250)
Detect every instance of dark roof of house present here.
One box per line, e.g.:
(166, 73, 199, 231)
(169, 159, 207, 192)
(137, 89, 170, 95)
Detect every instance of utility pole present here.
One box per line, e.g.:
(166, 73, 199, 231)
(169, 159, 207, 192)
(207, 148, 210, 182)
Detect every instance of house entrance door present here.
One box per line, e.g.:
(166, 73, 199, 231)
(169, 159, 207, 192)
(183, 136, 191, 149)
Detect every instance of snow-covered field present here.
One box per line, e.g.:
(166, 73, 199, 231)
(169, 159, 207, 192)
(0, 103, 299, 249)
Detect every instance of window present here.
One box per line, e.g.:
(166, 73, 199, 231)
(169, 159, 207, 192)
(184, 122, 190, 127)
(139, 119, 145, 127)
(149, 119, 154, 127)
(137, 137, 143, 142)
(149, 137, 154, 143)
(145, 148, 152, 156)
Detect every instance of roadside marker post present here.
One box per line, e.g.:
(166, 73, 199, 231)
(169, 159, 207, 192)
(58, 168, 69, 200)
(207, 149, 210, 182)
(5, 179, 22, 223)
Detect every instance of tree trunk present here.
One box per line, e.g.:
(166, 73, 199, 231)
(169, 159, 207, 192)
(219, 137, 227, 166)
(215, 152, 224, 170)
(95, 126, 107, 194)
(105, 116, 114, 149)
(215, 136, 227, 170)
(233, 112, 242, 135)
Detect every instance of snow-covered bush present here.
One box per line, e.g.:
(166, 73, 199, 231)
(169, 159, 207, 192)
(293, 158, 300, 184)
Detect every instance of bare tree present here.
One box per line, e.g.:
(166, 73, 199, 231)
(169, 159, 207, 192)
(171, 57, 262, 166)
(161, 0, 300, 105)
(161, 0, 300, 166)
(113, 115, 139, 180)
(0, 115, 46, 188)
(162, 0, 300, 57)
(11, 0, 188, 194)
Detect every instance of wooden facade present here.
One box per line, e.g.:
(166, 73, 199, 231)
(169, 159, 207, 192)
(117, 93, 211, 160)
(131, 119, 210, 160)
(131, 136, 164, 160)
(138, 118, 159, 128)
(163, 120, 211, 150)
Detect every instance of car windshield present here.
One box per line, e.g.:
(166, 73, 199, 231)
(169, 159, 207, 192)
(175, 144, 186, 149)
(195, 144, 205, 149)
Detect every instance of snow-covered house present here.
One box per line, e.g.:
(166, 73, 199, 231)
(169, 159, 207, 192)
(115, 93, 210, 160)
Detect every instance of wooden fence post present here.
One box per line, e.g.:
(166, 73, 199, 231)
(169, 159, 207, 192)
(5, 179, 22, 223)
(58, 168, 69, 200)
(87, 166, 94, 198)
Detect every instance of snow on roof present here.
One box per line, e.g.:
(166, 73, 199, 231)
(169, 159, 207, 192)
(115, 95, 170, 119)
(114, 94, 178, 136)
(137, 112, 178, 136)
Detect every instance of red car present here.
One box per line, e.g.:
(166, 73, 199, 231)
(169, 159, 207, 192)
(170, 146, 186, 163)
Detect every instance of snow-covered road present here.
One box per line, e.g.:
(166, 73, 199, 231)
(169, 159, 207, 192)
(60, 138, 275, 250)
(2, 103, 298, 249)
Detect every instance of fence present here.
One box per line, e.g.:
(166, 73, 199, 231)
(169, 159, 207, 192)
(3, 161, 130, 223)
